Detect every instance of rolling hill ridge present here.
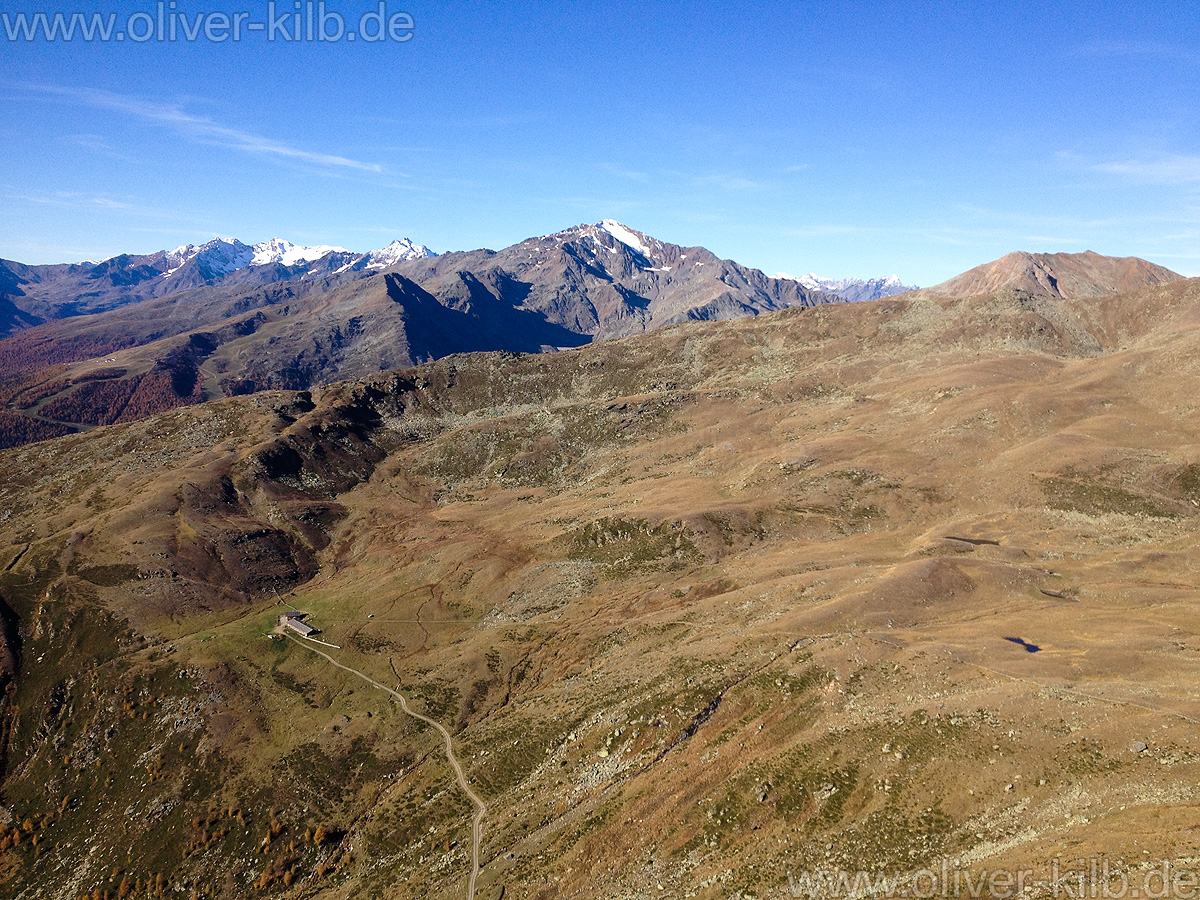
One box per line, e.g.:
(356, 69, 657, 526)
(904, 249, 1182, 300)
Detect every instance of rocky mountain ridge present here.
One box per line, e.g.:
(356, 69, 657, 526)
(0, 234, 436, 329)
(0, 222, 840, 448)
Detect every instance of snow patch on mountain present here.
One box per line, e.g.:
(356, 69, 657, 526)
(599, 219, 651, 257)
(154, 234, 439, 282)
(167, 244, 199, 264)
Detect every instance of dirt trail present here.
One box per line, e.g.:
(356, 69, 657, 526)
(287, 637, 486, 900)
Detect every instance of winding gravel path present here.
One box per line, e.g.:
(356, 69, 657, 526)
(288, 637, 486, 900)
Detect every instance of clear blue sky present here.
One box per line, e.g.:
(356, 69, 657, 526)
(2, 0, 1199, 285)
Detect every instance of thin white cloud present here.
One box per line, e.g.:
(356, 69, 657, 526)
(692, 172, 761, 192)
(1019, 235, 1086, 245)
(955, 201, 1200, 230)
(3, 188, 216, 225)
(24, 84, 383, 173)
(67, 132, 147, 164)
(599, 162, 650, 183)
(1094, 155, 1200, 185)
(784, 224, 872, 238)
(1069, 41, 1198, 61)
(1139, 251, 1200, 261)
(343, 225, 420, 235)
(0, 239, 110, 261)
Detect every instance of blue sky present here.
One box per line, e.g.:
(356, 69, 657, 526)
(2, 0, 1199, 285)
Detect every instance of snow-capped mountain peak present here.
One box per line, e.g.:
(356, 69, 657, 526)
(167, 243, 199, 264)
(777, 271, 917, 303)
(156, 234, 437, 281)
(539, 220, 674, 271)
(165, 238, 252, 276)
(359, 238, 436, 270)
(250, 238, 349, 267)
(793, 272, 828, 292)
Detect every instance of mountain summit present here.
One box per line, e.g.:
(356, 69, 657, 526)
(165, 236, 433, 274)
(393, 219, 838, 341)
(248, 238, 351, 267)
(912, 250, 1182, 300)
(165, 237, 253, 276)
(356, 238, 437, 271)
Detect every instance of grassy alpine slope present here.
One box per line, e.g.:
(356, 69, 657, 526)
(3, 280, 1200, 898)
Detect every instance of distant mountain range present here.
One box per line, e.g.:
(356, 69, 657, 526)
(0, 221, 841, 447)
(0, 235, 436, 331)
(0, 229, 1187, 451)
(777, 272, 917, 302)
(390, 219, 837, 340)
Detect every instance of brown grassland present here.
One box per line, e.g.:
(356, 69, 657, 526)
(2, 281, 1200, 899)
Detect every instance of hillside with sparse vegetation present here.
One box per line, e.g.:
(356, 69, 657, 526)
(4, 277, 1200, 898)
